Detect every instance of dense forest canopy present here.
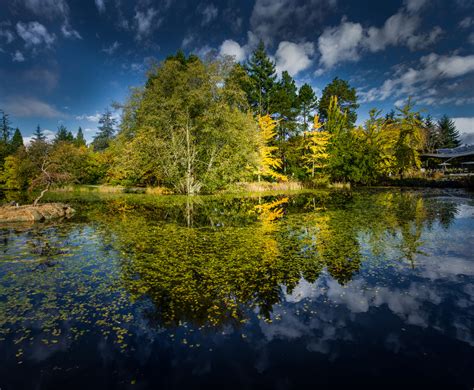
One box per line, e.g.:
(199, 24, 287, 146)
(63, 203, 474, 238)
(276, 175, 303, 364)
(0, 44, 464, 195)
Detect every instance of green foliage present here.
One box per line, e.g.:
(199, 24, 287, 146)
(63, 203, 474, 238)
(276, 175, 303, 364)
(298, 83, 317, 133)
(245, 41, 277, 115)
(437, 114, 460, 148)
(74, 127, 87, 147)
(318, 77, 359, 126)
(10, 128, 24, 152)
(54, 124, 74, 144)
(92, 108, 117, 152)
(390, 100, 425, 178)
(111, 54, 258, 194)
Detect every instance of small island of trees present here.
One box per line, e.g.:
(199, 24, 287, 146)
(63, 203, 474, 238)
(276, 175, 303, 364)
(0, 43, 464, 197)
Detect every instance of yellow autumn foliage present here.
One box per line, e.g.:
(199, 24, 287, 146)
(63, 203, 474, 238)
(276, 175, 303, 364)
(255, 115, 287, 182)
(302, 114, 331, 178)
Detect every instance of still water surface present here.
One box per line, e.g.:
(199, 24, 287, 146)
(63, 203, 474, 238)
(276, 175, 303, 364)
(0, 189, 473, 389)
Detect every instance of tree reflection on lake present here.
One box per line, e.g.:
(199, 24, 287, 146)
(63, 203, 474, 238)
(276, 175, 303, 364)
(0, 189, 473, 389)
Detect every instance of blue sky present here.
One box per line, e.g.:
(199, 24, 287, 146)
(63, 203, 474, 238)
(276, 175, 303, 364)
(0, 0, 473, 144)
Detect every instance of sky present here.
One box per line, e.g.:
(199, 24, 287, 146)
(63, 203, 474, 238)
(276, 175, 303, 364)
(0, 0, 473, 144)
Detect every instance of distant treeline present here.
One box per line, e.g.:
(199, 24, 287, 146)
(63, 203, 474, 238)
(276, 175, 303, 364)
(0, 42, 463, 195)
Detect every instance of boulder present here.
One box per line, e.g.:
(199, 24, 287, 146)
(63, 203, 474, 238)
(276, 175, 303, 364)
(0, 203, 75, 223)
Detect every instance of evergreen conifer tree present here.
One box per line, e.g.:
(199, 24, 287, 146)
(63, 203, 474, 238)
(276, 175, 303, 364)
(245, 41, 277, 115)
(437, 115, 461, 148)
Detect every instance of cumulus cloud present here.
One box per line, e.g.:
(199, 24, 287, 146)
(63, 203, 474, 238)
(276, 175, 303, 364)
(199, 3, 218, 26)
(219, 39, 246, 62)
(459, 16, 473, 28)
(102, 41, 120, 55)
(12, 50, 25, 62)
(453, 117, 474, 144)
(365, 12, 441, 52)
(404, 0, 428, 13)
(275, 41, 315, 76)
(315, 2, 441, 72)
(359, 53, 474, 104)
(61, 23, 81, 40)
(16, 21, 55, 47)
(22, 0, 70, 20)
(134, 8, 160, 40)
(2, 96, 64, 118)
(75, 113, 101, 122)
(317, 20, 363, 70)
(20, 0, 81, 41)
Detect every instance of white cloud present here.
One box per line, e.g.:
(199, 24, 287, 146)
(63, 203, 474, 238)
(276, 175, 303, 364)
(317, 20, 363, 69)
(364, 12, 441, 52)
(75, 112, 120, 123)
(134, 8, 160, 40)
(75, 113, 101, 122)
(12, 50, 25, 62)
(199, 4, 218, 26)
(2, 96, 64, 118)
(315, 2, 441, 71)
(453, 117, 474, 144)
(16, 21, 55, 47)
(359, 53, 474, 104)
(275, 41, 314, 76)
(459, 16, 473, 28)
(95, 0, 106, 13)
(219, 39, 246, 62)
(22, 0, 69, 20)
(404, 0, 428, 13)
(61, 23, 82, 40)
(102, 41, 120, 55)
(182, 34, 195, 48)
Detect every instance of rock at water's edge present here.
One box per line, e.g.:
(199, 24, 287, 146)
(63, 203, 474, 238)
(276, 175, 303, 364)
(0, 203, 75, 223)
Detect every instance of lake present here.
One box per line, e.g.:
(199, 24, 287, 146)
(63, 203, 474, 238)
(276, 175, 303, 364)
(0, 189, 473, 389)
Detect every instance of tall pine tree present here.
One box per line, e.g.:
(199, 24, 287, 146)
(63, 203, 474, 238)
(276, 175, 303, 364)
(32, 125, 46, 143)
(245, 41, 277, 116)
(54, 124, 74, 143)
(318, 77, 359, 126)
(437, 115, 460, 149)
(75, 127, 87, 147)
(92, 108, 117, 151)
(10, 128, 24, 152)
(298, 83, 317, 133)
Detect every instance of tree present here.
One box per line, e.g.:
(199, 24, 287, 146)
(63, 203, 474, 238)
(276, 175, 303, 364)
(389, 100, 425, 178)
(272, 71, 299, 140)
(54, 124, 74, 144)
(423, 115, 440, 152)
(111, 54, 258, 194)
(302, 115, 330, 179)
(318, 77, 359, 126)
(245, 41, 277, 115)
(255, 115, 287, 182)
(0, 109, 12, 144)
(32, 125, 46, 143)
(298, 83, 317, 133)
(10, 128, 24, 152)
(75, 127, 87, 147)
(437, 115, 460, 149)
(92, 109, 117, 151)
(1, 146, 33, 190)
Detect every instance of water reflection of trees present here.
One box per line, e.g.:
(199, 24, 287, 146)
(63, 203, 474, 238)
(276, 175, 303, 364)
(110, 190, 460, 328)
